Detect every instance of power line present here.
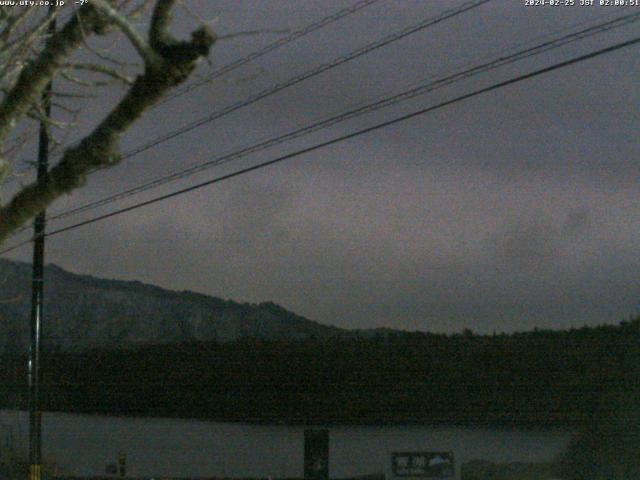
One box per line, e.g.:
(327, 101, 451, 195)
(43, 10, 640, 223)
(116, 0, 493, 160)
(6, 0, 479, 189)
(1, 34, 637, 256)
(156, 0, 384, 107)
(7, 0, 494, 235)
(2, 0, 383, 186)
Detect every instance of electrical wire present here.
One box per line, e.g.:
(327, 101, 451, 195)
(115, 0, 493, 161)
(6, 0, 494, 236)
(0, 0, 383, 187)
(1, 33, 637, 256)
(156, 0, 385, 107)
(44, 10, 640, 223)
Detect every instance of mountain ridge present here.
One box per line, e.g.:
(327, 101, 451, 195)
(0, 258, 347, 352)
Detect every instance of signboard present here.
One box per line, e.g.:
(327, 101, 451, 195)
(117, 451, 126, 477)
(304, 429, 329, 480)
(392, 452, 454, 479)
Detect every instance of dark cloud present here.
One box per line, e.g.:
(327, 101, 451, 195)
(4, 0, 639, 334)
(562, 207, 591, 236)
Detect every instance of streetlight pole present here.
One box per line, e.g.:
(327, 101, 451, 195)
(29, 7, 55, 480)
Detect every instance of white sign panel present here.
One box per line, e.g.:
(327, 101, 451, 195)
(391, 452, 454, 479)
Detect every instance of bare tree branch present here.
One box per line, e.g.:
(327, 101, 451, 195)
(0, 0, 216, 243)
(149, 0, 176, 49)
(66, 62, 134, 86)
(91, 0, 159, 66)
(0, 7, 110, 148)
(60, 69, 110, 87)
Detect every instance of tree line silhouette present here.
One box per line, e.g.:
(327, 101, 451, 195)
(1, 318, 638, 427)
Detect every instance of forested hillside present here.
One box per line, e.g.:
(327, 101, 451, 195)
(2, 319, 638, 427)
(0, 259, 344, 353)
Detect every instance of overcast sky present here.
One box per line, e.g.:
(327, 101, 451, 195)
(3, 0, 640, 334)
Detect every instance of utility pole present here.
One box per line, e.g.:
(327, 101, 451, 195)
(29, 8, 55, 480)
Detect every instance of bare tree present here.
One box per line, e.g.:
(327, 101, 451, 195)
(0, 0, 216, 244)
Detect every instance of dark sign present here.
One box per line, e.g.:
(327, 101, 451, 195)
(117, 452, 126, 477)
(304, 429, 329, 480)
(392, 452, 454, 479)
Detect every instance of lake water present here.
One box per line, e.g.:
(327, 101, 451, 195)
(0, 410, 573, 479)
